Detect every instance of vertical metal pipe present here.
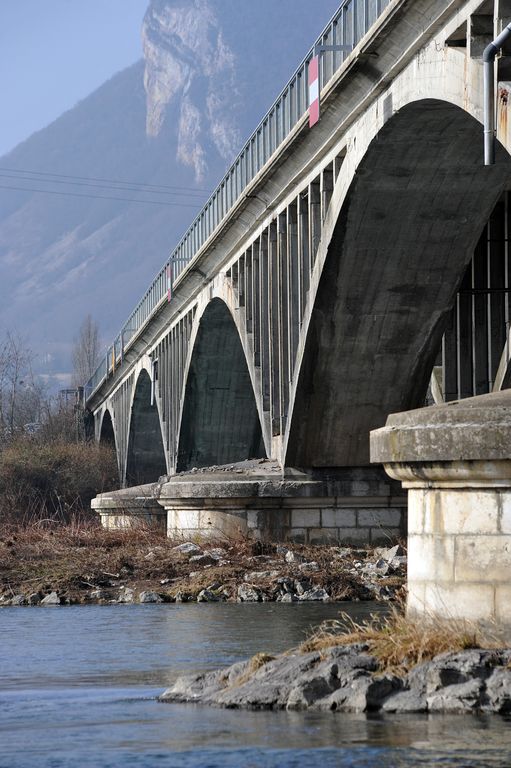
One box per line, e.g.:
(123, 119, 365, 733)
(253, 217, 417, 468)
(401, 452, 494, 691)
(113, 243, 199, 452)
(483, 22, 511, 166)
(484, 52, 495, 166)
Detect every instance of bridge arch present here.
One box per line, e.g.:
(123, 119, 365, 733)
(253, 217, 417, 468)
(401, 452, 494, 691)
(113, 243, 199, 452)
(98, 408, 116, 446)
(125, 368, 167, 485)
(177, 297, 266, 471)
(97, 407, 122, 483)
(285, 98, 511, 469)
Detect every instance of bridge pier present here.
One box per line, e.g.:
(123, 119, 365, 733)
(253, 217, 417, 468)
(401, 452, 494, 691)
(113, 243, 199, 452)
(91, 461, 406, 545)
(371, 391, 511, 628)
(91, 482, 166, 531)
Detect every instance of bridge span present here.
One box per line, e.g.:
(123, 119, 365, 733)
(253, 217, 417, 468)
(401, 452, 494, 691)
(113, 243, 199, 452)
(89, 0, 511, 557)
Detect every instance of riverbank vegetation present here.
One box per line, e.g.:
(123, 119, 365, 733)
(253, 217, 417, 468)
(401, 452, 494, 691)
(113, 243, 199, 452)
(161, 610, 511, 713)
(0, 521, 406, 606)
(0, 439, 118, 524)
(299, 608, 504, 675)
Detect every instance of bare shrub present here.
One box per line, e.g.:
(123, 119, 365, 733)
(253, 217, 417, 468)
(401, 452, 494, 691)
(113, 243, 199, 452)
(300, 605, 503, 674)
(0, 331, 44, 443)
(0, 439, 118, 523)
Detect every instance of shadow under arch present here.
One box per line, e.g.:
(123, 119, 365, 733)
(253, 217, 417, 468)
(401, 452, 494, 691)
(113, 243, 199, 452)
(177, 297, 265, 471)
(126, 369, 167, 485)
(286, 98, 511, 470)
(99, 409, 115, 447)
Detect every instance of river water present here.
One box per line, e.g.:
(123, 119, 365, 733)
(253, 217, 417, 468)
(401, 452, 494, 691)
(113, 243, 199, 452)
(1, 603, 510, 767)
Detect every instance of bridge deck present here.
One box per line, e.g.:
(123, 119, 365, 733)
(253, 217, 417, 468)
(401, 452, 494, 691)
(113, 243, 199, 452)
(85, 0, 392, 402)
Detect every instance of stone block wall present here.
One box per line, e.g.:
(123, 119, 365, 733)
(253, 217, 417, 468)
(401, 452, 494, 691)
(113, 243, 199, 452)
(98, 509, 167, 532)
(166, 496, 406, 545)
(286, 505, 404, 545)
(407, 485, 511, 626)
(92, 465, 406, 547)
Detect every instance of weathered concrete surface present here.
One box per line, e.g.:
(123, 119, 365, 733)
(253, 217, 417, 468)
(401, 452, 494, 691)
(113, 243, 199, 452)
(285, 99, 510, 469)
(159, 460, 406, 543)
(370, 390, 511, 626)
(91, 481, 166, 531)
(371, 390, 511, 465)
(125, 370, 167, 486)
(160, 644, 511, 714)
(92, 460, 406, 543)
(177, 299, 265, 472)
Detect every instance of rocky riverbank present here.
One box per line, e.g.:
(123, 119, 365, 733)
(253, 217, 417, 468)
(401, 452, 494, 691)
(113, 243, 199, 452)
(161, 643, 511, 715)
(0, 524, 405, 606)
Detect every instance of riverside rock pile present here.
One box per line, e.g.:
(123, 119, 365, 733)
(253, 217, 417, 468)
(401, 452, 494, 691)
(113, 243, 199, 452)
(0, 533, 405, 606)
(161, 645, 511, 715)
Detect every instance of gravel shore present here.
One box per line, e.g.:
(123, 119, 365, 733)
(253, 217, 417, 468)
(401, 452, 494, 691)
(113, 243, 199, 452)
(0, 525, 405, 606)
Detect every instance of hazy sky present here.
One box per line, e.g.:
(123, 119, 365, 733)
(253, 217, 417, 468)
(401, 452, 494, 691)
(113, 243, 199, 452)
(0, 0, 148, 157)
(0, 0, 344, 159)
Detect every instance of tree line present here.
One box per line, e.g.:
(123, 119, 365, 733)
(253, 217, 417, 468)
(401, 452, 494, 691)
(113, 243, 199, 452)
(0, 315, 100, 444)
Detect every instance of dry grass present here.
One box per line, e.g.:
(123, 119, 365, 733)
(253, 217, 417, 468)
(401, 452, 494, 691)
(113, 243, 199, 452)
(0, 522, 406, 605)
(231, 652, 276, 686)
(0, 523, 295, 602)
(300, 605, 503, 675)
(0, 520, 173, 596)
(0, 439, 118, 523)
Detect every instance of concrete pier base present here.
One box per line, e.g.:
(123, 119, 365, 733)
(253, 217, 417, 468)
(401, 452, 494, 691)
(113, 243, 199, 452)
(91, 460, 406, 544)
(159, 461, 321, 541)
(159, 461, 405, 543)
(91, 482, 166, 531)
(371, 391, 511, 627)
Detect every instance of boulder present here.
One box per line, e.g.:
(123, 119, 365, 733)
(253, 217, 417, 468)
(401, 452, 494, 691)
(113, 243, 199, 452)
(382, 689, 427, 713)
(244, 570, 280, 582)
(279, 593, 298, 603)
(197, 589, 220, 602)
(159, 641, 511, 714)
(298, 561, 320, 572)
(117, 587, 134, 604)
(298, 588, 330, 602)
(485, 668, 511, 714)
(285, 550, 305, 564)
(27, 593, 41, 606)
(10, 594, 27, 606)
(294, 579, 311, 595)
(41, 592, 60, 606)
(427, 679, 483, 713)
(237, 584, 263, 602)
(189, 554, 217, 566)
(171, 542, 202, 556)
(89, 589, 109, 600)
(139, 590, 163, 603)
(208, 548, 227, 559)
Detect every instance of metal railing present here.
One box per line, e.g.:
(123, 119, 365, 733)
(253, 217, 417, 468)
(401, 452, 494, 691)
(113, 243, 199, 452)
(84, 0, 391, 403)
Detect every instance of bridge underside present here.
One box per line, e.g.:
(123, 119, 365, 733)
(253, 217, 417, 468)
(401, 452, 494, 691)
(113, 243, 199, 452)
(177, 298, 265, 471)
(126, 370, 167, 486)
(286, 100, 511, 468)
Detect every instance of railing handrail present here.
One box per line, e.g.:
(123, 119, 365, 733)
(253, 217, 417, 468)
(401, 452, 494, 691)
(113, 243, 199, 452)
(85, 0, 390, 403)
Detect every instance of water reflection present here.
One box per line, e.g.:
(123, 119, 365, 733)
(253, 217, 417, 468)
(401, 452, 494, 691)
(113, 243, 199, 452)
(1, 602, 377, 690)
(0, 603, 510, 768)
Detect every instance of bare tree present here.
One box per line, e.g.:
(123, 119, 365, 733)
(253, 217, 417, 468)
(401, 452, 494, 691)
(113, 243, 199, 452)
(0, 331, 44, 440)
(72, 315, 100, 387)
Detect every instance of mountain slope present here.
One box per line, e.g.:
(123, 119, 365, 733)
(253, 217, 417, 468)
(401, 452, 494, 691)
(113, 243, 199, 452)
(0, 0, 341, 383)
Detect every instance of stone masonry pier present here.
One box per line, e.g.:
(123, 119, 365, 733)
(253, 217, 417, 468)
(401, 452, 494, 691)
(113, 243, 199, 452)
(93, 460, 406, 545)
(371, 391, 511, 628)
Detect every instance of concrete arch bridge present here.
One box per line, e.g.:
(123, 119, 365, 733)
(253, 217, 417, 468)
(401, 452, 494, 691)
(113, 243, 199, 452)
(89, 0, 511, 544)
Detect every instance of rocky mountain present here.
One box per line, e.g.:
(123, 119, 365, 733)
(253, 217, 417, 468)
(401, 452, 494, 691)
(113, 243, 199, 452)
(0, 0, 341, 384)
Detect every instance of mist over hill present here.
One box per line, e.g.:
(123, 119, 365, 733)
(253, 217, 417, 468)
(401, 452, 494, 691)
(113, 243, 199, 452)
(0, 0, 340, 385)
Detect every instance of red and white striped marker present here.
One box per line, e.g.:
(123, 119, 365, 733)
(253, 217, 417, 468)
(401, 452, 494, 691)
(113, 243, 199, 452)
(166, 263, 172, 302)
(308, 56, 320, 128)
